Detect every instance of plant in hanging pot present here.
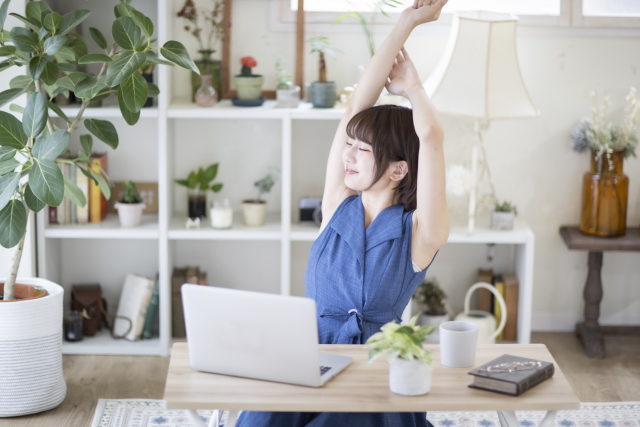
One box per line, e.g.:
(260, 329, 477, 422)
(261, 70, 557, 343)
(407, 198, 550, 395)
(114, 181, 146, 227)
(242, 167, 280, 226)
(0, 0, 197, 416)
(307, 36, 342, 108)
(233, 56, 264, 102)
(275, 56, 300, 108)
(175, 164, 223, 220)
(412, 277, 449, 343)
(491, 200, 517, 230)
(365, 313, 435, 396)
(570, 88, 638, 237)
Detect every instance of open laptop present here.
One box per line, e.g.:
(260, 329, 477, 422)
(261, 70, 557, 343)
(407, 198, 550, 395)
(181, 284, 353, 387)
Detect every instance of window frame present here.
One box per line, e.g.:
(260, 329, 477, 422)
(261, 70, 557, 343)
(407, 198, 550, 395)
(571, 0, 640, 28)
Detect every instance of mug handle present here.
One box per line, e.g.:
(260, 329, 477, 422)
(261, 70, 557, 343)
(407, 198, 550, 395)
(463, 282, 507, 342)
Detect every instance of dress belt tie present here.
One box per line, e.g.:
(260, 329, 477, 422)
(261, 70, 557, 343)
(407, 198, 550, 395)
(319, 306, 393, 344)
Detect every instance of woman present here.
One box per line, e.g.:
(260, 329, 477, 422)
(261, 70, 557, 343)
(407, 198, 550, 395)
(237, 0, 449, 425)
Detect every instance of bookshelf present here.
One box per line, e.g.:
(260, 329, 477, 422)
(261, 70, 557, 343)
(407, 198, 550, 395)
(34, 0, 536, 357)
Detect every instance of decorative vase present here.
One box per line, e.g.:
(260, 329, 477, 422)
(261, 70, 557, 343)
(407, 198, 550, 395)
(188, 189, 207, 220)
(114, 202, 146, 227)
(191, 50, 221, 102)
(389, 357, 431, 396)
(234, 75, 264, 101)
(241, 200, 267, 226)
(210, 199, 233, 229)
(0, 278, 67, 416)
(491, 211, 515, 230)
(141, 72, 153, 107)
(580, 149, 629, 237)
(276, 85, 300, 108)
(420, 312, 450, 344)
(309, 81, 336, 108)
(195, 74, 218, 107)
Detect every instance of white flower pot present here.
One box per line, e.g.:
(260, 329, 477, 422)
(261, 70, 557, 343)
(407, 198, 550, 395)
(0, 278, 66, 417)
(241, 200, 267, 226)
(389, 357, 432, 396)
(276, 86, 300, 108)
(114, 202, 146, 227)
(491, 211, 515, 230)
(420, 312, 450, 344)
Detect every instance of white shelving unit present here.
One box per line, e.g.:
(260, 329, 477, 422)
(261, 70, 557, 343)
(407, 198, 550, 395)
(35, 0, 535, 357)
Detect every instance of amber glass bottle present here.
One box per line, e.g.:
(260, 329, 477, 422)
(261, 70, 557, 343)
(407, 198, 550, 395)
(580, 149, 628, 237)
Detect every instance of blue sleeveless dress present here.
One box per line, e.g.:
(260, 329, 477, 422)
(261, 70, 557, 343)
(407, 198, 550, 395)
(236, 194, 439, 427)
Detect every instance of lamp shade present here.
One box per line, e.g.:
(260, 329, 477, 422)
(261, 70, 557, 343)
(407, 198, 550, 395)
(424, 11, 539, 120)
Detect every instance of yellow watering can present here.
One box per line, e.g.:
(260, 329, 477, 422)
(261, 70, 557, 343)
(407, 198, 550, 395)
(454, 282, 507, 344)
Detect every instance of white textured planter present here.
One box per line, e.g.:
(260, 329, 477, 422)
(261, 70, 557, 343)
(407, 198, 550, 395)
(276, 86, 300, 108)
(389, 357, 431, 396)
(114, 202, 146, 227)
(241, 201, 267, 226)
(420, 312, 450, 344)
(0, 278, 66, 417)
(491, 211, 515, 230)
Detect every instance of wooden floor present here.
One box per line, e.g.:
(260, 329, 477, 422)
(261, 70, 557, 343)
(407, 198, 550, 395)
(2, 332, 639, 427)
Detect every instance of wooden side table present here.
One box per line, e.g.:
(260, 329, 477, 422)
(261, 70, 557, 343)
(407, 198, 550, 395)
(559, 226, 640, 358)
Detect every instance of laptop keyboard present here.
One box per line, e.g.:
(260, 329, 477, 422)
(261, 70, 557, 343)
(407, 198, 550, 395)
(320, 365, 332, 376)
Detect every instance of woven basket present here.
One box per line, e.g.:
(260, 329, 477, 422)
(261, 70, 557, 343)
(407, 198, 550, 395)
(0, 278, 66, 417)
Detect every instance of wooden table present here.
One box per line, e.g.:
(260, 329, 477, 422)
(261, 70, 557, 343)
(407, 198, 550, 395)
(559, 226, 640, 358)
(164, 343, 580, 427)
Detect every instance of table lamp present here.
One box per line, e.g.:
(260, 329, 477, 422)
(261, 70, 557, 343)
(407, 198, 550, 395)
(424, 11, 540, 234)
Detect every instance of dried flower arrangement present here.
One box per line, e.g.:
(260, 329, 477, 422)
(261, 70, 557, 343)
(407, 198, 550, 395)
(177, 0, 225, 52)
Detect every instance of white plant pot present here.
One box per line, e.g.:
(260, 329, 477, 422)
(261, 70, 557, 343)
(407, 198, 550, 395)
(491, 211, 515, 230)
(420, 312, 450, 344)
(0, 278, 66, 417)
(276, 86, 300, 108)
(241, 201, 267, 226)
(389, 357, 432, 396)
(114, 202, 146, 227)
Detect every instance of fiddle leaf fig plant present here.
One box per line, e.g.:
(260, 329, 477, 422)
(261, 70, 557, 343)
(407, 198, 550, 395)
(0, 0, 198, 301)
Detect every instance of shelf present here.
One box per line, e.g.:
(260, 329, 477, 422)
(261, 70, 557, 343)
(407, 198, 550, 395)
(58, 103, 158, 119)
(61, 329, 161, 356)
(167, 98, 346, 120)
(44, 214, 159, 239)
(168, 212, 282, 240)
(447, 217, 532, 244)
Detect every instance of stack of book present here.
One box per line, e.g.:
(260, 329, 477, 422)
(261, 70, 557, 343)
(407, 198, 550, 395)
(171, 266, 208, 339)
(468, 354, 554, 396)
(48, 153, 108, 225)
(477, 268, 519, 341)
(112, 273, 160, 341)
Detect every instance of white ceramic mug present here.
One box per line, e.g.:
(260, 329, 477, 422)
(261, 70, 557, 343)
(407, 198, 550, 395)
(439, 321, 479, 368)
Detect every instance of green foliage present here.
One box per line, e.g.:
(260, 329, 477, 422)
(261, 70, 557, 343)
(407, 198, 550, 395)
(275, 56, 292, 90)
(364, 313, 435, 366)
(254, 167, 279, 202)
(119, 180, 143, 204)
(175, 163, 223, 193)
(494, 200, 517, 214)
(412, 277, 447, 316)
(306, 36, 342, 59)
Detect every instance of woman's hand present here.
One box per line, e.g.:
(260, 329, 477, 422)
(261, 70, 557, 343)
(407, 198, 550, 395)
(385, 46, 422, 99)
(400, 0, 448, 28)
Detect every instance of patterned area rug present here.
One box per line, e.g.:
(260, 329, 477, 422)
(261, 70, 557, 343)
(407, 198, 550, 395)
(91, 400, 639, 427)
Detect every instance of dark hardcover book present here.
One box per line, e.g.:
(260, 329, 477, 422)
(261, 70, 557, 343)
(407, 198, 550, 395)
(468, 354, 554, 396)
(172, 268, 187, 338)
(142, 276, 160, 340)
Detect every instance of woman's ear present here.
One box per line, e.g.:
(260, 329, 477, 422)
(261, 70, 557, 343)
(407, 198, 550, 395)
(389, 161, 408, 182)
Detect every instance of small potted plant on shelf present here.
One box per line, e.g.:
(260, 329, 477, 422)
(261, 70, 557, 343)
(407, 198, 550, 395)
(242, 167, 280, 226)
(138, 62, 155, 108)
(233, 56, 264, 104)
(491, 200, 518, 230)
(365, 313, 435, 396)
(175, 164, 224, 220)
(307, 36, 342, 108)
(114, 181, 146, 227)
(0, 0, 197, 416)
(275, 56, 300, 108)
(412, 277, 449, 343)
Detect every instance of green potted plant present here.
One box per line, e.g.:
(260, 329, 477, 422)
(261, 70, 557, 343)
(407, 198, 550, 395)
(365, 313, 435, 396)
(232, 55, 264, 102)
(275, 56, 299, 108)
(114, 181, 146, 227)
(242, 167, 279, 226)
(412, 277, 449, 343)
(0, 0, 197, 416)
(307, 36, 342, 108)
(491, 200, 518, 230)
(137, 61, 155, 107)
(175, 164, 223, 220)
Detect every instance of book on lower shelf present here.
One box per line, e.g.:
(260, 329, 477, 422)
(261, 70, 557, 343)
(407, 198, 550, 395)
(172, 266, 209, 339)
(113, 274, 156, 341)
(89, 152, 109, 223)
(475, 269, 519, 342)
(468, 354, 554, 396)
(141, 275, 160, 340)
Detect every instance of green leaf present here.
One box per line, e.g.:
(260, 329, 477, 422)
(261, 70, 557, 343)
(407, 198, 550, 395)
(0, 59, 14, 72)
(47, 101, 70, 123)
(56, 62, 76, 72)
(146, 82, 159, 97)
(211, 183, 223, 192)
(24, 183, 45, 213)
(204, 163, 219, 181)
(78, 53, 112, 64)
(10, 75, 35, 91)
(9, 27, 39, 52)
(116, 4, 133, 18)
(63, 174, 86, 208)
(117, 85, 140, 126)
(32, 129, 69, 161)
(112, 16, 140, 50)
(187, 171, 198, 189)
(43, 35, 67, 55)
(67, 37, 88, 61)
(59, 9, 91, 36)
(0, 158, 19, 176)
(28, 55, 47, 80)
(75, 75, 106, 99)
(0, 0, 10, 33)
(0, 199, 27, 248)
(91, 87, 114, 102)
(120, 73, 147, 113)
(39, 61, 59, 85)
(0, 146, 16, 162)
(26, 1, 51, 26)
(53, 46, 75, 63)
(161, 41, 199, 74)
(85, 119, 118, 149)
(40, 9, 52, 27)
(43, 11, 62, 32)
(37, 26, 48, 41)
(89, 167, 110, 200)
(22, 92, 48, 138)
(80, 134, 92, 156)
(89, 27, 107, 50)
(29, 158, 64, 206)
(0, 171, 19, 211)
(9, 104, 23, 114)
(0, 111, 27, 149)
(104, 50, 145, 87)
(145, 52, 173, 67)
(0, 87, 27, 109)
(8, 13, 39, 32)
(56, 72, 89, 91)
(0, 45, 16, 56)
(175, 179, 188, 187)
(131, 9, 153, 38)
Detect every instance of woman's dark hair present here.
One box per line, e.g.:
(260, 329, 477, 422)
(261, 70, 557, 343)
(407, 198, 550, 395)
(345, 104, 420, 211)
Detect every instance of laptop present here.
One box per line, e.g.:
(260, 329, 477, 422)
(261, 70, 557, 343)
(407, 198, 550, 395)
(181, 284, 353, 387)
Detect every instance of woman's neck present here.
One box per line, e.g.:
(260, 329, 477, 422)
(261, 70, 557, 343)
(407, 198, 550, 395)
(361, 189, 399, 229)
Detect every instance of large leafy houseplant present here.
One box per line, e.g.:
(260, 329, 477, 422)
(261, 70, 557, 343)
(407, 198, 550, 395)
(0, 0, 199, 301)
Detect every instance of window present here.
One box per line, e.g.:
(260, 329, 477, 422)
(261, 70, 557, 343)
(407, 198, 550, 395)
(574, 0, 640, 27)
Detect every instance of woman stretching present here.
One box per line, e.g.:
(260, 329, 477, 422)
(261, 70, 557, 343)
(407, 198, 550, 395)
(237, 0, 449, 425)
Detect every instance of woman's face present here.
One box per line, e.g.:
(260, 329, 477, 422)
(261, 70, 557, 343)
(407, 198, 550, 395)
(342, 137, 376, 191)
